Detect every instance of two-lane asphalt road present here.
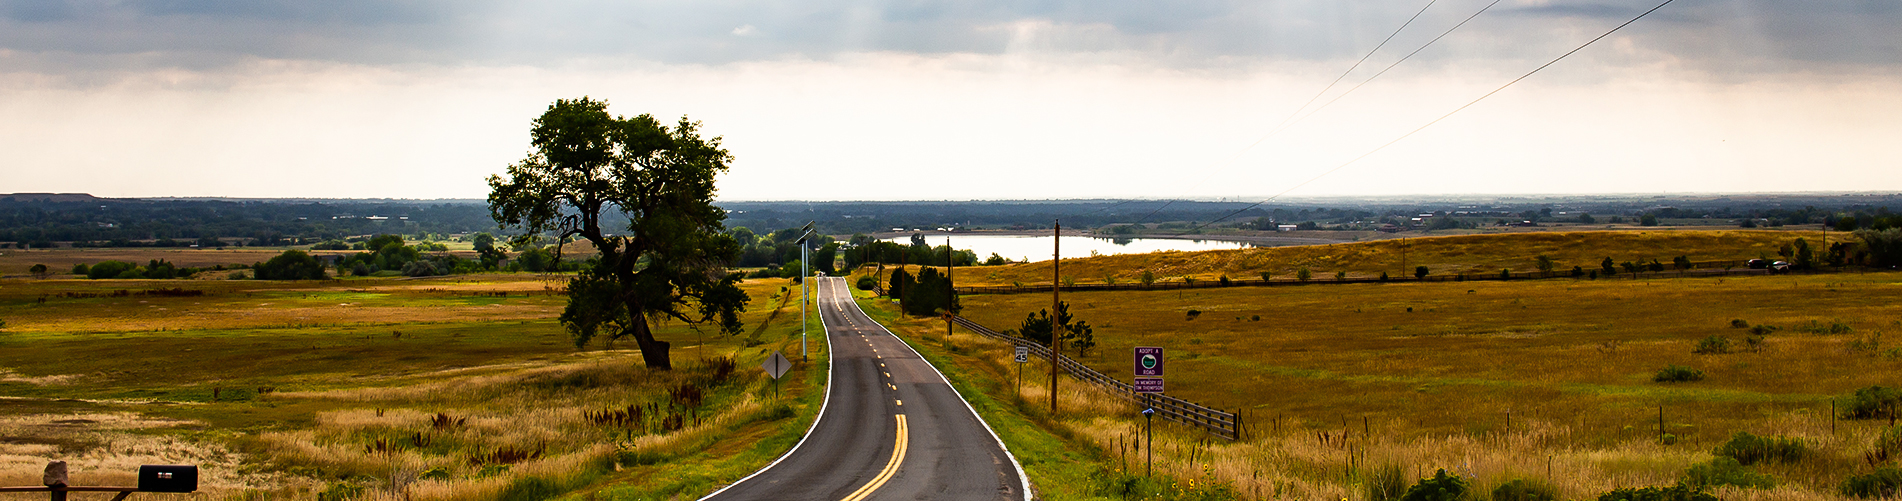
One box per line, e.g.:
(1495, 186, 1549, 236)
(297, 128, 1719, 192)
(703, 277, 1029, 501)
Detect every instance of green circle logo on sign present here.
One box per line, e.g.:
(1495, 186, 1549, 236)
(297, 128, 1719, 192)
(1141, 354, 1157, 369)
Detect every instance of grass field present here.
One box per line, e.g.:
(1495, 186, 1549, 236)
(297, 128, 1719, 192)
(931, 267, 1900, 501)
(0, 271, 827, 500)
(958, 229, 1839, 287)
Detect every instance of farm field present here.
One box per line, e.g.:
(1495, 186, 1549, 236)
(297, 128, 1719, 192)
(960, 229, 1837, 287)
(0, 272, 826, 500)
(937, 268, 1901, 500)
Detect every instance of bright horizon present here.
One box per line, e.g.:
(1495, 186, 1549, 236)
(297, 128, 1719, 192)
(2, 1, 1898, 201)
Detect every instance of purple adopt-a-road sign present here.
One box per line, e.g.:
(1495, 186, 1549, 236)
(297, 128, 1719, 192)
(1134, 377, 1164, 394)
(1134, 347, 1163, 377)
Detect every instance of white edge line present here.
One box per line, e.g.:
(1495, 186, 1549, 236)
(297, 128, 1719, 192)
(856, 291, 1035, 501)
(696, 277, 838, 501)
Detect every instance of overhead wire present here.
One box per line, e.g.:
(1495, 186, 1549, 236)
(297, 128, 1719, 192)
(1247, 0, 1441, 151)
(1178, 0, 1683, 235)
(1286, 0, 1508, 131)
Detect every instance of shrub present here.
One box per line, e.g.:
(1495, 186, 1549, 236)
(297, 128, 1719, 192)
(1400, 469, 1468, 501)
(1731, 319, 1750, 328)
(401, 260, 439, 277)
(1297, 266, 1311, 282)
(1693, 336, 1732, 354)
(1681, 457, 1775, 489)
(86, 260, 138, 279)
(1597, 484, 1716, 501)
(1840, 385, 1902, 419)
(1185, 309, 1201, 320)
(1140, 269, 1156, 285)
(316, 482, 365, 501)
(255, 250, 330, 280)
(1841, 467, 1902, 499)
(855, 275, 876, 290)
(1748, 324, 1780, 336)
(1797, 320, 1854, 334)
(1655, 365, 1705, 382)
(71, 263, 90, 275)
(1363, 464, 1408, 501)
(1219, 274, 1232, 286)
(1713, 431, 1809, 465)
(1492, 479, 1559, 501)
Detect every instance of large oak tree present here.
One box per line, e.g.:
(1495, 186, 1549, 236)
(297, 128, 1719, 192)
(488, 97, 748, 369)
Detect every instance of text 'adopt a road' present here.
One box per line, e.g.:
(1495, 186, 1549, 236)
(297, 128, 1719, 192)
(1134, 346, 1163, 394)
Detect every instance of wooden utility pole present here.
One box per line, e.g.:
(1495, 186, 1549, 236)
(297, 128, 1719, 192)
(946, 236, 954, 349)
(1050, 219, 1062, 415)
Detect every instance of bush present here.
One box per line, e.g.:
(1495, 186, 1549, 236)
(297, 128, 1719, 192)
(402, 260, 438, 277)
(86, 260, 138, 279)
(1840, 385, 1902, 419)
(255, 250, 329, 280)
(316, 482, 365, 501)
(855, 275, 876, 290)
(71, 263, 89, 275)
(1713, 431, 1809, 465)
(1693, 336, 1731, 354)
(1400, 469, 1468, 501)
(1492, 479, 1559, 501)
(1363, 464, 1408, 501)
(1654, 365, 1705, 382)
(1841, 467, 1902, 499)
(1597, 484, 1717, 501)
(1730, 319, 1750, 328)
(1681, 457, 1775, 489)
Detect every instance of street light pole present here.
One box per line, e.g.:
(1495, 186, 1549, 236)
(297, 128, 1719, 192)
(795, 222, 816, 363)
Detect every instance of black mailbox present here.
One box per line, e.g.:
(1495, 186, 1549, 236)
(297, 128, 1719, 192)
(137, 465, 198, 493)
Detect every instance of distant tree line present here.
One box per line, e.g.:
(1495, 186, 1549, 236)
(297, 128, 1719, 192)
(0, 198, 504, 245)
(887, 266, 956, 317)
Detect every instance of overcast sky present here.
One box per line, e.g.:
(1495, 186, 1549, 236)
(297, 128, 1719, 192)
(1, 0, 1897, 200)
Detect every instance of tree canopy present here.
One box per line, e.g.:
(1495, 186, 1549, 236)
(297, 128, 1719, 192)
(488, 97, 748, 369)
(255, 250, 330, 280)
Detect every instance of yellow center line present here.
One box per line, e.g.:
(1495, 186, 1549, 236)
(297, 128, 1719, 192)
(840, 414, 909, 501)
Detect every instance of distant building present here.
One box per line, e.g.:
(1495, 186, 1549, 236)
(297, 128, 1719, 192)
(1277, 224, 1298, 232)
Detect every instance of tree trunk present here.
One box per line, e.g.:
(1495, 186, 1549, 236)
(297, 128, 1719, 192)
(628, 304, 672, 370)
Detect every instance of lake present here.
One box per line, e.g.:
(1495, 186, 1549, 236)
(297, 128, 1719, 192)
(880, 234, 1255, 263)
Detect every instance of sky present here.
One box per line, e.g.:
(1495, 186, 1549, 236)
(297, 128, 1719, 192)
(1, 0, 1898, 201)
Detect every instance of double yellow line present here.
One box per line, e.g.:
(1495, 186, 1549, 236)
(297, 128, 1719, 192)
(840, 414, 909, 501)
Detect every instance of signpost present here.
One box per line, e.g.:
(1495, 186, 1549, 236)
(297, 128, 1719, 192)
(761, 351, 792, 398)
(1134, 346, 1163, 394)
(1013, 346, 1029, 394)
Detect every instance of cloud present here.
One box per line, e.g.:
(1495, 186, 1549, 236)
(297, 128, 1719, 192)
(0, 0, 1894, 75)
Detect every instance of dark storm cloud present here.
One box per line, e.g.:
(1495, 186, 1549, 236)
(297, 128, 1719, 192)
(0, 0, 1895, 72)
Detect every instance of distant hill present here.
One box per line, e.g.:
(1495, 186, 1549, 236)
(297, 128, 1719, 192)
(0, 193, 112, 203)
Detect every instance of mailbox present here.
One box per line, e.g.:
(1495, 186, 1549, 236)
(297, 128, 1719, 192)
(137, 465, 198, 493)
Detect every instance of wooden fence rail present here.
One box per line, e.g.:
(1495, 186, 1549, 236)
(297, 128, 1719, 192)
(951, 260, 1770, 295)
(949, 316, 1241, 441)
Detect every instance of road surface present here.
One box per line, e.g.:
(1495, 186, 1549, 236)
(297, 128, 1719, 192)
(702, 277, 1029, 501)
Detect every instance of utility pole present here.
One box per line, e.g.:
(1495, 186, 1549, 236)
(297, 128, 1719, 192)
(946, 236, 955, 350)
(1050, 219, 1061, 415)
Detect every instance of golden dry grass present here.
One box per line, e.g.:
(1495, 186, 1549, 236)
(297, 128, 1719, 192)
(866, 259, 1897, 500)
(0, 272, 825, 501)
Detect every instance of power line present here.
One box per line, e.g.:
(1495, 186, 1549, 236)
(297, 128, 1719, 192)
(1181, 0, 1683, 234)
(1287, 0, 1508, 130)
(1176, 0, 1484, 199)
(1252, 0, 1440, 149)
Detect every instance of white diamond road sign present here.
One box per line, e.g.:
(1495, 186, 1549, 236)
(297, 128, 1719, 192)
(761, 351, 792, 380)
